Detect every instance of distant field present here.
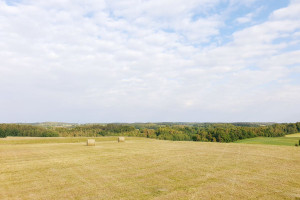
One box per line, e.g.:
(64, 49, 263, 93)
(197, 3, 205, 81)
(285, 133, 300, 137)
(234, 134, 300, 146)
(0, 137, 299, 199)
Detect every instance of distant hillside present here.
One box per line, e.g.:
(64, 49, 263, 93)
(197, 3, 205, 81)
(16, 122, 277, 128)
(23, 122, 78, 128)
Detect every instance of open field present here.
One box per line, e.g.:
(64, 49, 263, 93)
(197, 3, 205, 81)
(0, 137, 299, 199)
(234, 134, 300, 146)
(285, 133, 300, 138)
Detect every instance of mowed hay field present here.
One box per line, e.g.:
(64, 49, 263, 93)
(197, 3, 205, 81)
(0, 137, 300, 200)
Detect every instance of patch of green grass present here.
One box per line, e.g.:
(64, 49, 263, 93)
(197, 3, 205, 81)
(285, 133, 300, 138)
(234, 136, 300, 146)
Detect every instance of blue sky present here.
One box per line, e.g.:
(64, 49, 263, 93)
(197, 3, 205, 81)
(0, 0, 299, 123)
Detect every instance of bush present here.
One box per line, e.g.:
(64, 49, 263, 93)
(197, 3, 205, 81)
(295, 144, 299, 147)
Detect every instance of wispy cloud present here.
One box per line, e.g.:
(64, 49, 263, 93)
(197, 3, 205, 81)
(236, 13, 254, 24)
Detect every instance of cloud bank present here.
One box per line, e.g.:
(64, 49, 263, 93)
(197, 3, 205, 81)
(0, 0, 299, 123)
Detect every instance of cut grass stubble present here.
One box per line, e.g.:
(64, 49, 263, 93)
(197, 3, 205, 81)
(0, 137, 299, 199)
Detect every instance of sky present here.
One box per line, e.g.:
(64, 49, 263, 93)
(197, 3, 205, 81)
(0, 0, 299, 123)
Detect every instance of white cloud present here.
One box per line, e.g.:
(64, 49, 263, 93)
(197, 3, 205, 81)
(236, 13, 254, 24)
(0, 0, 299, 123)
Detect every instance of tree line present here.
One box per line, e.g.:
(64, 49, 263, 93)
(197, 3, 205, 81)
(0, 122, 299, 143)
(0, 124, 59, 138)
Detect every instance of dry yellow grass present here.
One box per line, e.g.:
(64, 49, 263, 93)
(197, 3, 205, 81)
(0, 137, 299, 199)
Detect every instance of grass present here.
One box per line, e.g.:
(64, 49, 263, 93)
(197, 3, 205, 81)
(0, 137, 299, 199)
(234, 133, 300, 146)
(285, 133, 300, 138)
(234, 137, 300, 146)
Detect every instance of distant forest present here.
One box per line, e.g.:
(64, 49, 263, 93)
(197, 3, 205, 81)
(1, 122, 300, 143)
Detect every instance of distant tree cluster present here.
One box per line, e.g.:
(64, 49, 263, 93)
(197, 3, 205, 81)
(54, 124, 138, 137)
(0, 124, 59, 138)
(149, 123, 300, 142)
(1, 122, 300, 143)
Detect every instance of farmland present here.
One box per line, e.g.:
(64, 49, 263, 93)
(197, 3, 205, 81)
(234, 133, 300, 146)
(0, 137, 299, 199)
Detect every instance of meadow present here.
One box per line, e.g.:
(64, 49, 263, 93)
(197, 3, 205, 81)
(0, 137, 299, 199)
(234, 133, 300, 146)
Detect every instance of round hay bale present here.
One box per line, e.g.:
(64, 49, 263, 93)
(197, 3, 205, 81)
(118, 137, 125, 142)
(87, 139, 95, 146)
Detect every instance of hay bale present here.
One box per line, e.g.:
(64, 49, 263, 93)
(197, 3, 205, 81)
(118, 137, 125, 142)
(87, 139, 95, 146)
